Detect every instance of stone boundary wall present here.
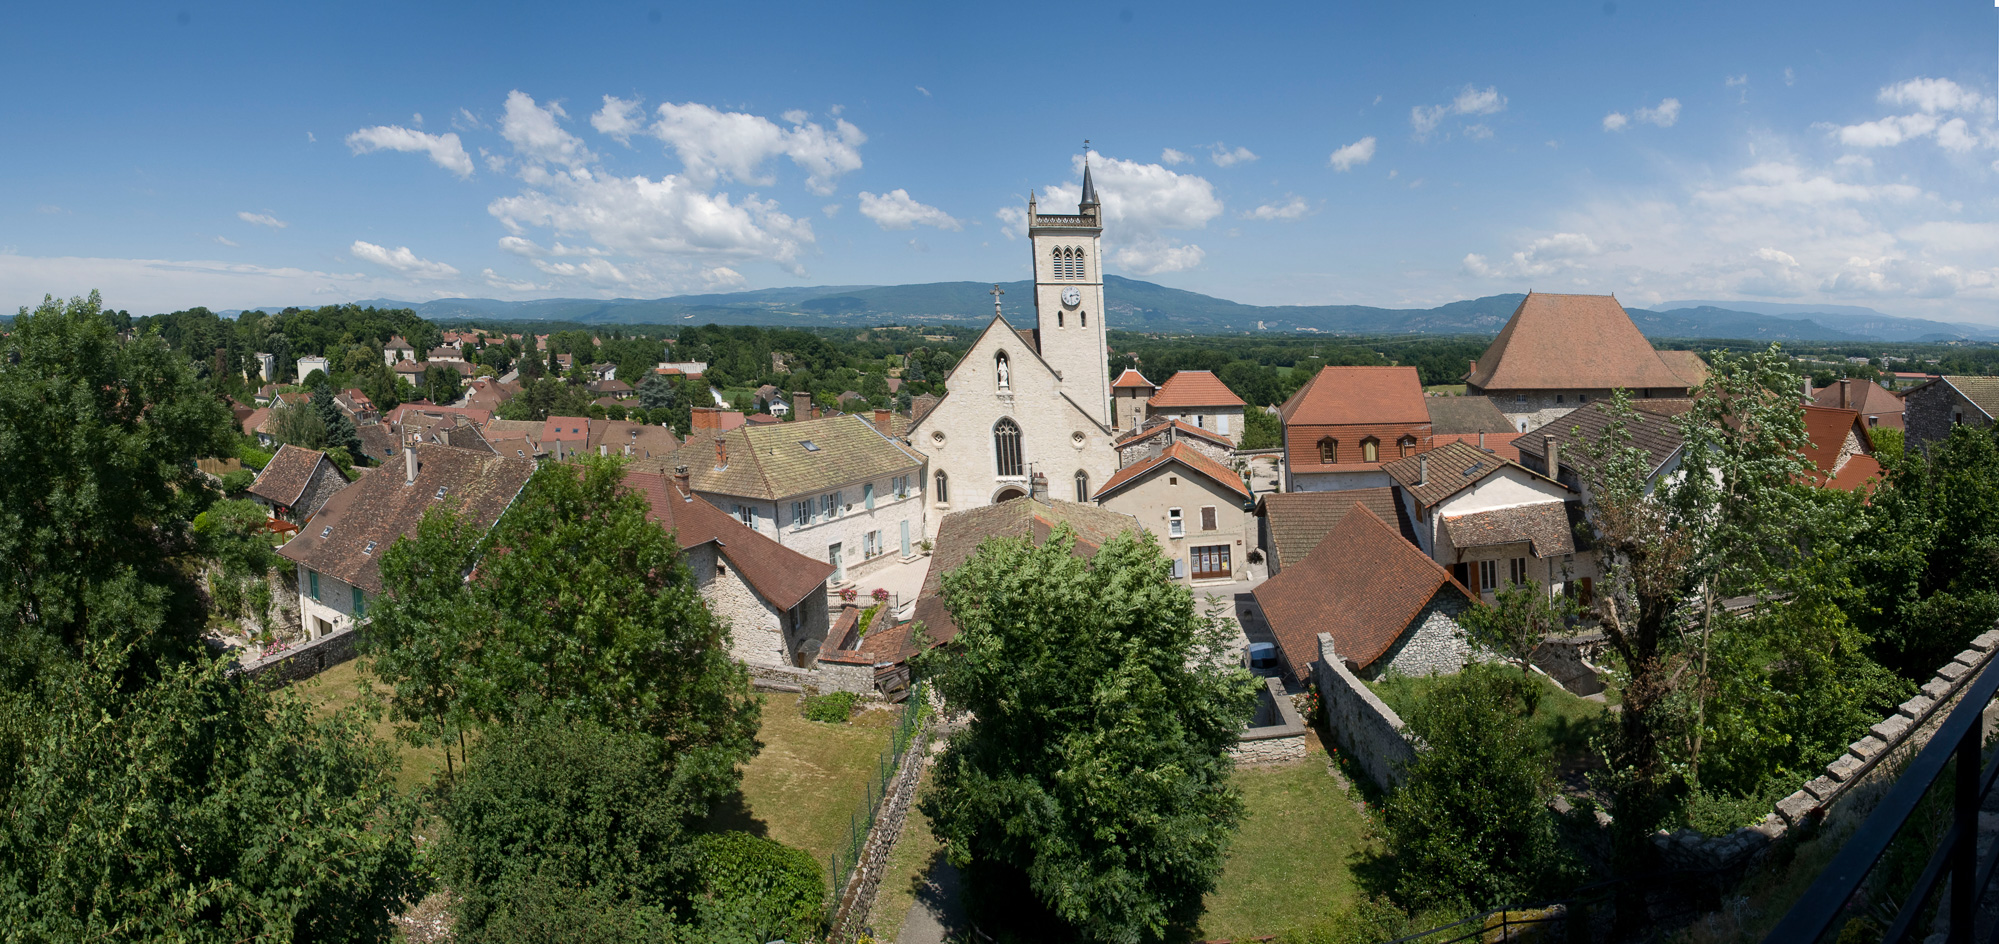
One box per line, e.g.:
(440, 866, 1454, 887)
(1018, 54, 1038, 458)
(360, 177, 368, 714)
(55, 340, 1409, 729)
(828, 713, 934, 944)
(1312, 632, 1416, 790)
(233, 626, 361, 686)
(743, 661, 878, 697)
(1232, 676, 1308, 764)
(1652, 628, 1999, 871)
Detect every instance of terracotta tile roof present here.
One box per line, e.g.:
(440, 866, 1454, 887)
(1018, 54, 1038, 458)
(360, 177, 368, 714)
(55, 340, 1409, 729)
(624, 470, 833, 611)
(1811, 380, 1904, 428)
(248, 444, 343, 509)
(1381, 440, 1563, 509)
(1441, 503, 1575, 558)
(357, 424, 400, 461)
(277, 444, 536, 593)
(1015, 328, 1040, 353)
(1828, 454, 1885, 493)
(1256, 487, 1417, 569)
(1112, 369, 1156, 390)
(908, 393, 941, 426)
(1093, 442, 1250, 502)
(1147, 370, 1248, 409)
(1425, 396, 1514, 434)
(1113, 418, 1233, 450)
(392, 361, 426, 375)
(1253, 504, 1472, 679)
(913, 498, 1142, 644)
(384, 404, 491, 427)
(1432, 432, 1521, 463)
(636, 413, 922, 502)
(1657, 350, 1711, 388)
(541, 416, 590, 443)
(242, 407, 271, 436)
(586, 420, 680, 460)
(747, 413, 780, 425)
(1801, 405, 1883, 494)
(1279, 366, 1430, 426)
(1514, 399, 1692, 479)
(1467, 293, 1692, 392)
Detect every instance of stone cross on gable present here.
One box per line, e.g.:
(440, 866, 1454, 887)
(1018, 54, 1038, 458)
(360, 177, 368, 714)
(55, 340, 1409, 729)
(990, 284, 1004, 319)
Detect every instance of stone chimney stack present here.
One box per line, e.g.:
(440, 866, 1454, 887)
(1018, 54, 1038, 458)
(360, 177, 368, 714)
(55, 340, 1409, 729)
(1803, 377, 1812, 400)
(874, 409, 891, 433)
(1544, 436, 1560, 479)
(673, 464, 692, 500)
(404, 434, 418, 485)
(793, 392, 812, 421)
(714, 437, 728, 470)
(1417, 454, 1428, 488)
(1839, 379, 1851, 409)
(1478, 431, 1486, 450)
(1029, 471, 1048, 501)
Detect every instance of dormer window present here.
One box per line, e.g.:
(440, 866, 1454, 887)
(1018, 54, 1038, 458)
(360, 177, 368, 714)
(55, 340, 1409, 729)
(800, 440, 820, 452)
(1399, 435, 1417, 457)
(1318, 438, 1338, 464)
(1361, 437, 1379, 463)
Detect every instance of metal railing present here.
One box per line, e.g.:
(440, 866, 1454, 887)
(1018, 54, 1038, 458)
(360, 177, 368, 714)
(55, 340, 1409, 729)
(1764, 656, 1999, 944)
(827, 681, 932, 903)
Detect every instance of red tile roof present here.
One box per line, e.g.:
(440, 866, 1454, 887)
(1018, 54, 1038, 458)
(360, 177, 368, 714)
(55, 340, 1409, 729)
(1113, 418, 1233, 450)
(1657, 350, 1711, 388)
(541, 416, 590, 442)
(1147, 370, 1248, 409)
(248, 444, 342, 509)
(624, 470, 833, 611)
(1811, 380, 1904, 429)
(1255, 488, 1417, 568)
(1802, 405, 1884, 493)
(1253, 504, 1473, 679)
(1092, 442, 1251, 502)
(1111, 369, 1156, 390)
(383, 404, 491, 427)
(1279, 366, 1429, 426)
(1467, 293, 1692, 392)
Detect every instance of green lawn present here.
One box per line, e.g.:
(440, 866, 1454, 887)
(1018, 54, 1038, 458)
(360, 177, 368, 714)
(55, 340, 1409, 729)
(1198, 734, 1378, 940)
(290, 657, 448, 794)
(704, 692, 899, 870)
(1369, 671, 1610, 770)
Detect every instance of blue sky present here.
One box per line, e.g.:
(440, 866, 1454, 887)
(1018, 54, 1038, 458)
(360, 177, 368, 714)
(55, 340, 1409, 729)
(4, 0, 1998, 322)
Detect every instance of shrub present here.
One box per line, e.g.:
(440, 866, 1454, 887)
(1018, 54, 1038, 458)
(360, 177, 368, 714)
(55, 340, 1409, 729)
(801, 690, 858, 723)
(238, 444, 273, 470)
(220, 468, 256, 495)
(691, 831, 825, 941)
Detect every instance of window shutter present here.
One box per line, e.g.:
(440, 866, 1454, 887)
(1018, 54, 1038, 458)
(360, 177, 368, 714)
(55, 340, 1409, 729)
(1172, 556, 1186, 579)
(1201, 506, 1217, 531)
(864, 484, 875, 510)
(1218, 414, 1229, 434)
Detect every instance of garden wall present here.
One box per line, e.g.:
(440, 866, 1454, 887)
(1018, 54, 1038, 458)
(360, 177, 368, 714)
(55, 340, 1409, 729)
(234, 625, 361, 686)
(1232, 676, 1308, 764)
(1312, 632, 1416, 789)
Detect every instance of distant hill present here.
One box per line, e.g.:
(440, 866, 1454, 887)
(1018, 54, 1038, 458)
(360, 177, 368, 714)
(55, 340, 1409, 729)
(314, 277, 1977, 342)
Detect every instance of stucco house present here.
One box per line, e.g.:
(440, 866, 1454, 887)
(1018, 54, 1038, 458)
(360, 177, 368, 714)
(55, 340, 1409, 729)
(276, 442, 536, 641)
(383, 336, 414, 366)
(1251, 504, 1476, 682)
(1380, 441, 1578, 599)
(1093, 441, 1254, 585)
(1279, 365, 1435, 493)
(246, 444, 350, 524)
(1513, 399, 1693, 498)
(626, 468, 835, 669)
(1464, 292, 1707, 433)
(1143, 370, 1249, 444)
(1110, 369, 1156, 430)
(1904, 376, 1999, 450)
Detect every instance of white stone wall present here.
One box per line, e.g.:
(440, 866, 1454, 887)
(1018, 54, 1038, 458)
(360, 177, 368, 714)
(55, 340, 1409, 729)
(1148, 406, 1245, 445)
(1313, 632, 1417, 790)
(700, 472, 925, 583)
(1491, 389, 1686, 434)
(686, 542, 830, 669)
(1375, 595, 1473, 678)
(295, 563, 367, 640)
(909, 318, 1119, 539)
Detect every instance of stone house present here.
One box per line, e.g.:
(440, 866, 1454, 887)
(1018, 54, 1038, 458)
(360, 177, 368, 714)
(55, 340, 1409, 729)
(1255, 488, 1419, 576)
(1802, 405, 1884, 493)
(626, 469, 834, 669)
(1143, 370, 1248, 444)
(911, 497, 1142, 646)
(1465, 292, 1707, 433)
(1110, 369, 1156, 431)
(1380, 441, 1578, 599)
(1279, 365, 1435, 493)
(1113, 418, 1234, 468)
(276, 443, 536, 640)
(658, 413, 928, 585)
(1811, 378, 1903, 430)
(1093, 442, 1255, 585)
(1904, 376, 1999, 450)
(246, 444, 350, 524)
(1251, 504, 1477, 682)
(392, 359, 426, 388)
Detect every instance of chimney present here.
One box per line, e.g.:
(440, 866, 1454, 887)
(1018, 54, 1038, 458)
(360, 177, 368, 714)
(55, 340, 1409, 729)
(714, 437, 727, 470)
(1802, 377, 1812, 400)
(404, 435, 418, 485)
(874, 409, 891, 432)
(1478, 431, 1486, 450)
(1839, 379, 1850, 409)
(793, 391, 811, 421)
(1544, 436, 1560, 478)
(692, 407, 717, 431)
(673, 464, 692, 501)
(1417, 454, 1428, 487)
(1029, 471, 1048, 501)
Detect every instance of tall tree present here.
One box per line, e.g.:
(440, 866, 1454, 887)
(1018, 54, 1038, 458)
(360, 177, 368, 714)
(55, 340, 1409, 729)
(915, 528, 1259, 944)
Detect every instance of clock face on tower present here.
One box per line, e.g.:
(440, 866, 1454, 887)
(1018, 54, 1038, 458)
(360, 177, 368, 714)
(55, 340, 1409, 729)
(1061, 287, 1081, 308)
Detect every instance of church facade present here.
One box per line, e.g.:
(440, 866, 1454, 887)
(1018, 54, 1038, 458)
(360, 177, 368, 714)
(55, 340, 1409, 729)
(908, 164, 1121, 538)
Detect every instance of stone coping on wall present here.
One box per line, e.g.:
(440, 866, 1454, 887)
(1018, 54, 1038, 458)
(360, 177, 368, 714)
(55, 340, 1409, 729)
(1232, 676, 1309, 765)
(1652, 628, 1999, 872)
(231, 625, 362, 685)
(1312, 631, 1417, 789)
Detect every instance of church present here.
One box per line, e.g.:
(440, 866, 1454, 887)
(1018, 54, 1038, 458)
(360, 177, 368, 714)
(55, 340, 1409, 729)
(907, 162, 1123, 538)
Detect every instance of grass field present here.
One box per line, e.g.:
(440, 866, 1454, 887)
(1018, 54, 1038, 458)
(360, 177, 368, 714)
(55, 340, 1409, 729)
(290, 657, 448, 793)
(704, 692, 900, 871)
(1424, 384, 1468, 396)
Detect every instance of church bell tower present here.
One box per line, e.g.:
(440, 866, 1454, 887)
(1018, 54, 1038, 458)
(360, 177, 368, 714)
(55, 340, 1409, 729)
(1028, 153, 1111, 428)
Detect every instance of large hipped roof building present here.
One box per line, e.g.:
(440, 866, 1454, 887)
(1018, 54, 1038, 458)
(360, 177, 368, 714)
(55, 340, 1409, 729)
(1467, 292, 1707, 432)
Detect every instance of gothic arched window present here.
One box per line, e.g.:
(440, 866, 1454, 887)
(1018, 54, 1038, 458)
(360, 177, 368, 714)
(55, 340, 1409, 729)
(1318, 437, 1338, 464)
(1361, 437, 1379, 463)
(934, 470, 949, 503)
(994, 418, 1023, 477)
(994, 351, 1010, 391)
(1074, 469, 1090, 502)
(1051, 248, 1063, 279)
(1072, 247, 1085, 280)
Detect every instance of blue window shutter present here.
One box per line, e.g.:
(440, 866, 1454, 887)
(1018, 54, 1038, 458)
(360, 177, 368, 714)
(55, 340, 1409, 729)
(864, 483, 875, 510)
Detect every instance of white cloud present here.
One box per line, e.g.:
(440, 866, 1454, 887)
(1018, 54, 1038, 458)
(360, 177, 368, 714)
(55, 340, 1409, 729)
(1837, 112, 1940, 147)
(1835, 154, 1874, 168)
(1831, 78, 1997, 154)
(915, 86, 931, 97)
(703, 266, 745, 288)
(1112, 240, 1205, 275)
(488, 165, 816, 276)
(995, 206, 1027, 240)
(350, 241, 460, 279)
(452, 108, 485, 131)
(1160, 147, 1191, 165)
(1784, 68, 1795, 87)
(1695, 161, 1924, 208)
(1603, 112, 1630, 132)
(1936, 118, 1979, 153)
(1725, 75, 1748, 88)
(1461, 232, 1610, 279)
(1412, 84, 1506, 138)
(306, 131, 315, 143)
(1034, 154, 1221, 273)
(1243, 196, 1311, 221)
(481, 268, 541, 293)
(1879, 77, 1986, 114)
(345, 125, 474, 178)
(526, 256, 629, 286)
(1328, 136, 1376, 171)
(500, 91, 596, 169)
(1210, 144, 1257, 167)
(214, 236, 239, 247)
(822, 203, 841, 217)
(857, 189, 963, 230)
(1637, 98, 1681, 127)
(590, 95, 646, 143)
(237, 211, 287, 229)
(646, 101, 864, 195)
(0, 253, 396, 313)
(1463, 123, 1494, 140)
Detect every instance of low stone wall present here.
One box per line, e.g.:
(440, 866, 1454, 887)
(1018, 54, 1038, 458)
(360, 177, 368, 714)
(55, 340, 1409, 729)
(234, 626, 361, 685)
(1653, 628, 1999, 871)
(828, 709, 934, 943)
(1532, 634, 1606, 697)
(1312, 632, 1416, 790)
(1232, 676, 1308, 764)
(743, 660, 878, 697)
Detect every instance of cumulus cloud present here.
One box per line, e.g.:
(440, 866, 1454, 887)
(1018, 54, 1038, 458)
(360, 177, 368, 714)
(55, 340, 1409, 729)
(1606, 98, 1679, 132)
(1160, 147, 1191, 165)
(500, 91, 596, 168)
(645, 101, 864, 195)
(1603, 112, 1630, 132)
(1243, 196, 1311, 221)
(995, 206, 1027, 240)
(350, 241, 460, 279)
(237, 211, 287, 229)
(345, 125, 474, 178)
(1210, 144, 1257, 167)
(1328, 136, 1376, 171)
(1725, 75, 1748, 88)
(590, 95, 646, 143)
(1879, 77, 1986, 114)
(1461, 232, 1611, 279)
(1112, 240, 1206, 275)
(481, 268, 541, 293)
(488, 165, 816, 275)
(858, 189, 963, 230)
(1832, 77, 1996, 153)
(1411, 85, 1506, 139)
(1032, 154, 1222, 274)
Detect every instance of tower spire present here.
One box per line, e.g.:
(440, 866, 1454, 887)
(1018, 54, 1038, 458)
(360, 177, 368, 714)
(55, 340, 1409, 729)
(1079, 139, 1098, 208)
